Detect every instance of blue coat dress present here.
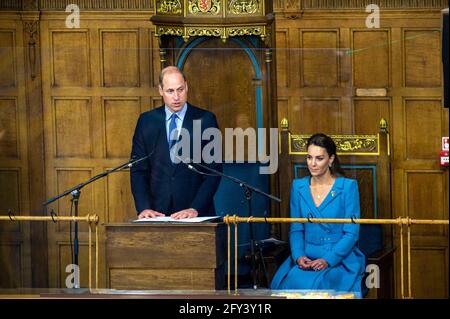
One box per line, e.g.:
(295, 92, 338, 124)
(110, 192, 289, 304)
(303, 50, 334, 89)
(271, 176, 365, 296)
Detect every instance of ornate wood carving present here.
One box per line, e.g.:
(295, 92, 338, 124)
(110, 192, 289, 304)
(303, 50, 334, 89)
(290, 134, 380, 155)
(0, 0, 22, 9)
(23, 20, 39, 80)
(189, 0, 221, 15)
(22, 0, 38, 10)
(228, 0, 261, 15)
(156, 0, 182, 14)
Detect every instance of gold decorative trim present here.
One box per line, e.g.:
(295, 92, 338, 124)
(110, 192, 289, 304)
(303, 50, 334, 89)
(187, 26, 223, 37)
(229, 0, 260, 15)
(155, 25, 268, 41)
(157, 0, 182, 15)
(156, 26, 184, 37)
(188, 0, 221, 15)
(227, 26, 265, 38)
(289, 134, 380, 156)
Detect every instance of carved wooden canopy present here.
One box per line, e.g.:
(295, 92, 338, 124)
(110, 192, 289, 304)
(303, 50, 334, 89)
(151, 0, 274, 42)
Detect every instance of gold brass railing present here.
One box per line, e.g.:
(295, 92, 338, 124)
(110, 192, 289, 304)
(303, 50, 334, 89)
(0, 214, 99, 289)
(223, 215, 449, 299)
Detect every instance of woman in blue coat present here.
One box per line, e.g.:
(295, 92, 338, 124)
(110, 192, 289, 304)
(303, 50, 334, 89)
(271, 133, 365, 296)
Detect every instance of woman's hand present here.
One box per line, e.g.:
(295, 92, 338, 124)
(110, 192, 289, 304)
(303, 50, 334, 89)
(297, 256, 312, 269)
(309, 258, 329, 271)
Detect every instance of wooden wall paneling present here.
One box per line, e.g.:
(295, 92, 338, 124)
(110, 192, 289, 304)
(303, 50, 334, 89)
(390, 25, 403, 298)
(151, 96, 162, 110)
(404, 99, 443, 160)
(149, 29, 160, 89)
(41, 19, 91, 288)
(0, 18, 32, 288)
(40, 14, 160, 288)
(410, 248, 448, 298)
(351, 29, 391, 88)
(353, 98, 391, 134)
(106, 170, 135, 223)
(406, 171, 448, 238)
(0, 30, 16, 87)
(0, 97, 18, 158)
(103, 97, 141, 158)
(103, 96, 141, 223)
(299, 29, 339, 88)
(391, 28, 447, 296)
(50, 30, 91, 87)
(403, 28, 441, 88)
(54, 97, 93, 158)
(275, 28, 290, 89)
(0, 243, 22, 288)
(338, 27, 353, 132)
(100, 29, 140, 87)
(298, 98, 341, 134)
(21, 13, 48, 288)
(0, 169, 21, 234)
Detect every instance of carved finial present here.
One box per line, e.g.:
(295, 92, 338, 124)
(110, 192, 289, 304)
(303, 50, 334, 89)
(265, 49, 272, 63)
(379, 118, 388, 132)
(281, 118, 289, 131)
(159, 48, 167, 63)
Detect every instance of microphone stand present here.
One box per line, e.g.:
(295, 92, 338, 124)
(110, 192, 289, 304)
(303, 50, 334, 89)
(177, 156, 281, 289)
(42, 155, 150, 287)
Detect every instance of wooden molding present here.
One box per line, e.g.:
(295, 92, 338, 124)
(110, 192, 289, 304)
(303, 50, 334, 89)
(274, 0, 448, 12)
(0, 0, 153, 10)
(1, 0, 446, 11)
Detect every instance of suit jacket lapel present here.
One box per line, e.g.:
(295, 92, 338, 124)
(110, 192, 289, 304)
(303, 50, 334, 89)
(297, 177, 323, 219)
(172, 104, 194, 174)
(318, 177, 344, 212)
(181, 103, 194, 138)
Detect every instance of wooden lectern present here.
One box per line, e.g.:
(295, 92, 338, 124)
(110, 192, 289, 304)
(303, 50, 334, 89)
(105, 222, 226, 290)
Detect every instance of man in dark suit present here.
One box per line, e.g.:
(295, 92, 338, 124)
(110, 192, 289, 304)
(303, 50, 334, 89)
(130, 66, 222, 219)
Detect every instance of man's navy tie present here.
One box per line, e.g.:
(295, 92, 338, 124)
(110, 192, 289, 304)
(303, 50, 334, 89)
(168, 113, 178, 149)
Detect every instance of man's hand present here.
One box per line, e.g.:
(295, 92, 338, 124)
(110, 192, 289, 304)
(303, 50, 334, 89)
(170, 208, 198, 219)
(138, 209, 165, 219)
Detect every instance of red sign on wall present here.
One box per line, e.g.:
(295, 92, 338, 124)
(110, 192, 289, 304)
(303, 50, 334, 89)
(443, 137, 449, 151)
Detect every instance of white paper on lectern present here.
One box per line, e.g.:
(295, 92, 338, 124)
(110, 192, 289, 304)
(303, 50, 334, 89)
(132, 216, 221, 223)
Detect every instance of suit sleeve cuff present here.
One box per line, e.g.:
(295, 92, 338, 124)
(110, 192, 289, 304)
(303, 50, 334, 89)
(322, 252, 341, 267)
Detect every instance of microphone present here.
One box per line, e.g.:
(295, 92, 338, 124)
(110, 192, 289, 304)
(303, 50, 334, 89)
(174, 155, 219, 177)
(129, 128, 161, 168)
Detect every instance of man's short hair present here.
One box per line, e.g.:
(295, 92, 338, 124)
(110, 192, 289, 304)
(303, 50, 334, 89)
(159, 66, 187, 88)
